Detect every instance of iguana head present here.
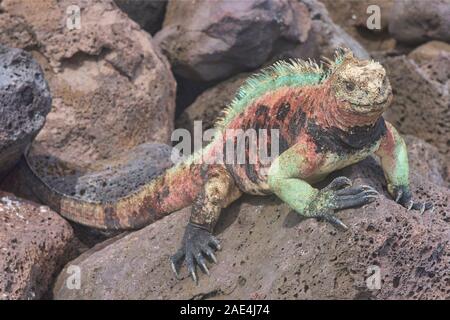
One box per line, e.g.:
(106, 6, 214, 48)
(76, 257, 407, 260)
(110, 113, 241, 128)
(329, 49, 392, 115)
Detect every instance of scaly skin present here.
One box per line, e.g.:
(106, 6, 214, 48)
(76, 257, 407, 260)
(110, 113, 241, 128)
(24, 48, 432, 284)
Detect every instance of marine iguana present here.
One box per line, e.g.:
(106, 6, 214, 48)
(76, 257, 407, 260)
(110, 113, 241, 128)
(23, 48, 433, 283)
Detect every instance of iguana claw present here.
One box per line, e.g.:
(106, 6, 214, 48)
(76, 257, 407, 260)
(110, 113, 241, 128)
(201, 245, 218, 263)
(395, 190, 403, 203)
(407, 200, 414, 211)
(319, 212, 348, 231)
(170, 261, 180, 279)
(189, 267, 197, 284)
(419, 203, 427, 215)
(170, 222, 220, 284)
(392, 185, 433, 214)
(307, 176, 379, 230)
(170, 249, 184, 279)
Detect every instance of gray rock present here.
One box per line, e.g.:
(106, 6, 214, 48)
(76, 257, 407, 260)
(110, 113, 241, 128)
(0, 45, 51, 179)
(321, 0, 394, 32)
(53, 149, 449, 299)
(277, 0, 370, 61)
(154, 0, 311, 82)
(320, 0, 396, 53)
(114, 0, 167, 34)
(24, 142, 174, 203)
(389, 0, 450, 45)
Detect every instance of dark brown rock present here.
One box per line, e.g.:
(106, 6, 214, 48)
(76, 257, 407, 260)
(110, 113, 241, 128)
(0, 192, 75, 300)
(388, 0, 450, 45)
(176, 72, 249, 135)
(52, 154, 450, 299)
(0, 0, 176, 167)
(154, 0, 311, 82)
(404, 135, 447, 187)
(0, 45, 51, 179)
(114, 0, 167, 35)
(382, 54, 450, 162)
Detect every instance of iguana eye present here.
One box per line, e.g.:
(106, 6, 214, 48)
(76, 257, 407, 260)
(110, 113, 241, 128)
(345, 81, 355, 92)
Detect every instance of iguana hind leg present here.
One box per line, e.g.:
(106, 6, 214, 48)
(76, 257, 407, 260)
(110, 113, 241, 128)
(170, 165, 241, 283)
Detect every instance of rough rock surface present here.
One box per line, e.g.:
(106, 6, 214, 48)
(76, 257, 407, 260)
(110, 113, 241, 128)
(408, 41, 450, 65)
(114, 0, 167, 35)
(154, 0, 311, 82)
(0, 0, 176, 167)
(0, 45, 51, 179)
(277, 0, 369, 62)
(382, 54, 450, 162)
(320, 0, 395, 52)
(0, 192, 75, 300)
(323, 0, 393, 32)
(53, 146, 449, 299)
(388, 0, 450, 45)
(403, 135, 447, 187)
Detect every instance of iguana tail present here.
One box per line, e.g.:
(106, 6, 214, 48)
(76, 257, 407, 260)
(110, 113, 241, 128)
(22, 149, 206, 230)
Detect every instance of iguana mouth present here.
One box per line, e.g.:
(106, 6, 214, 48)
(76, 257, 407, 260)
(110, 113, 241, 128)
(352, 99, 388, 112)
(355, 99, 389, 108)
(353, 91, 392, 110)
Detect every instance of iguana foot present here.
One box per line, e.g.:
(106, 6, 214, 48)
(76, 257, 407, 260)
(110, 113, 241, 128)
(392, 185, 434, 214)
(170, 222, 221, 284)
(307, 176, 379, 230)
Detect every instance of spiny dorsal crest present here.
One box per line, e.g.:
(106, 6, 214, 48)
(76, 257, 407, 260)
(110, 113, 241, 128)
(322, 47, 358, 74)
(216, 48, 355, 129)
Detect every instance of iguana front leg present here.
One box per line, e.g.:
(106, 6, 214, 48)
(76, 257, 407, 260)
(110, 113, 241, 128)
(170, 165, 241, 283)
(375, 121, 433, 213)
(268, 144, 378, 230)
